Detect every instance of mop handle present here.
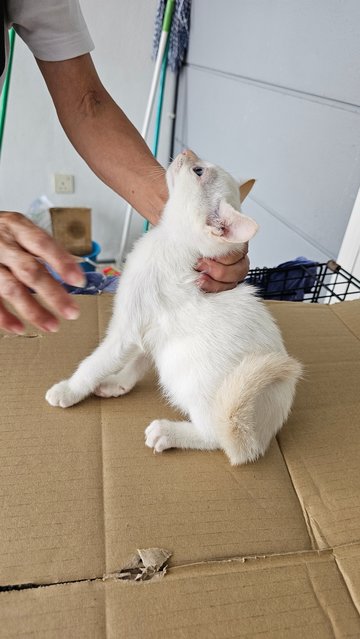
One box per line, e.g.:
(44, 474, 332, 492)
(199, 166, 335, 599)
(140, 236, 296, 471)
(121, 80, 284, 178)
(117, 0, 175, 266)
(142, 0, 175, 138)
(0, 29, 16, 157)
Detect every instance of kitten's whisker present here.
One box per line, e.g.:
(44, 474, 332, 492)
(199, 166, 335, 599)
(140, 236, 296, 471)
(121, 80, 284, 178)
(146, 169, 165, 177)
(146, 171, 166, 181)
(144, 166, 166, 175)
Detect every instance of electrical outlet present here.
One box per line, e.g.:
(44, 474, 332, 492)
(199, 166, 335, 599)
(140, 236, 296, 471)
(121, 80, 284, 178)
(53, 173, 75, 194)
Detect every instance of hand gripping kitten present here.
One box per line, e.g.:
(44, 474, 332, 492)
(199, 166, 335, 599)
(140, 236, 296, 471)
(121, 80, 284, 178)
(46, 150, 302, 465)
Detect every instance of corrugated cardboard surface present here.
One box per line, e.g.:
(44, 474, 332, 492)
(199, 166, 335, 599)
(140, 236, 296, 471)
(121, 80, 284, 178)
(1, 297, 359, 637)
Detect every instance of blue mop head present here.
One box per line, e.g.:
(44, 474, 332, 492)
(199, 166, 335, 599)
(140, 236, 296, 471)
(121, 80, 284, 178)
(153, 0, 191, 72)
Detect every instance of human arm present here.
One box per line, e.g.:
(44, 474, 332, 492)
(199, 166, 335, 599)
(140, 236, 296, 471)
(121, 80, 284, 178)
(37, 53, 167, 226)
(37, 53, 250, 286)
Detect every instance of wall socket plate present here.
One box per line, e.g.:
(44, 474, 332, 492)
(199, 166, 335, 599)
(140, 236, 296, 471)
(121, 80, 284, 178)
(53, 173, 75, 194)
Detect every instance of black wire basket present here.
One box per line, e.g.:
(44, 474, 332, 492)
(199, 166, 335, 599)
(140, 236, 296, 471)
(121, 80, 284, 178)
(247, 260, 360, 303)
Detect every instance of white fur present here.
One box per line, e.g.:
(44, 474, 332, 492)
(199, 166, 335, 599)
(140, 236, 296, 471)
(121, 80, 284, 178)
(46, 151, 302, 465)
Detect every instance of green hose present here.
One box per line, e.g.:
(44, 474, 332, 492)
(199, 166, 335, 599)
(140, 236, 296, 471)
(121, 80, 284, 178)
(0, 28, 16, 156)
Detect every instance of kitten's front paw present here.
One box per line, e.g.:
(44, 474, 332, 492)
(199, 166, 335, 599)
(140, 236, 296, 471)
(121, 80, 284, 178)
(145, 419, 174, 453)
(46, 381, 82, 408)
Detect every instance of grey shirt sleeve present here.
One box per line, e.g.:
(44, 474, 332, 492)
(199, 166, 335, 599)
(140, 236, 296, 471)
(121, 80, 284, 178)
(7, 0, 94, 61)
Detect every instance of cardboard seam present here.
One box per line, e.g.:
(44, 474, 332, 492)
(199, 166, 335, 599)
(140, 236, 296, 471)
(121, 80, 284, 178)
(333, 555, 360, 617)
(0, 548, 334, 593)
(329, 305, 360, 342)
(5, 544, 359, 593)
(304, 564, 337, 639)
(96, 296, 110, 637)
(0, 576, 99, 594)
(0, 334, 42, 339)
(3, 545, 360, 594)
(96, 298, 109, 639)
(99, 400, 108, 573)
(100, 400, 109, 639)
(164, 548, 334, 575)
(275, 436, 318, 550)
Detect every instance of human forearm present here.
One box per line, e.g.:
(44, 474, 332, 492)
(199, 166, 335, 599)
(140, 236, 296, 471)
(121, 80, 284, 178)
(37, 54, 167, 225)
(37, 54, 249, 292)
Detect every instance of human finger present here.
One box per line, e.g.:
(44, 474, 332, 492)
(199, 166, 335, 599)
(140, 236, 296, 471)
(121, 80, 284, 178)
(2, 212, 85, 286)
(196, 254, 250, 285)
(0, 265, 61, 332)
(0, 297, 25, 334)
(216, 244, 248, 265)
(0, 241, 80, 321)
(206, 244, 249, 267)
(196, 273, 238, 293)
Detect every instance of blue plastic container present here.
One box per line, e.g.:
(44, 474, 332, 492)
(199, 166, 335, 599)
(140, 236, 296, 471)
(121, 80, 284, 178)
(79, 241, 101, 272)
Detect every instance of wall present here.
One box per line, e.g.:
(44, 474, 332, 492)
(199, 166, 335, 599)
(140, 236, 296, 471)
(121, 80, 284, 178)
(338, 187, 360, 279)
(0, 0, 175, 260)
(174, 0, 360, 267)
(2, 1, 360, 270)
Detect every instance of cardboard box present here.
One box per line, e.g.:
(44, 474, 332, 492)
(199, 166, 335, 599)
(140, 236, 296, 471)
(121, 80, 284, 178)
(50, 207, 92, 256)
(0, 297, 359, 637)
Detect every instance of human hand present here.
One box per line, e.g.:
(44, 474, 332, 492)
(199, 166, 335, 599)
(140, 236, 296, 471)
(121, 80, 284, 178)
(196, 244, 250, 293)
(0, 212, 85, 334)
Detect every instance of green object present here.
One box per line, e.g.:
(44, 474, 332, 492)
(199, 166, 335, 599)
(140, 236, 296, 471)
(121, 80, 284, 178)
(143, 0, 174, 233)
(0, 28, 16, 156)
(163, 0, 175, 32)
(143, 38, 170, 233)
(153, 39, 170, 160)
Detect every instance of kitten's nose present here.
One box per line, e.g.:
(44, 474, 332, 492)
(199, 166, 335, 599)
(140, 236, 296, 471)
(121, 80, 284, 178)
(182, 149, 198, 161)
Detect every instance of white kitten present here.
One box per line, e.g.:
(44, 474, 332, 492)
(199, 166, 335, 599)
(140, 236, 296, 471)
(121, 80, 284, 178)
(46, 150, 302, 465)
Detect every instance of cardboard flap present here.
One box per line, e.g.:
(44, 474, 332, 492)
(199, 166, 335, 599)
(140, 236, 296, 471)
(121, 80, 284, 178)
(104, 552, 360, 638)
(334, 544, 360, 614)
(1, 551, 360, 638)
(0, 302, 106, 585)
(0, 581, 106, 638)
(269, 300, 360, 550)
(1, 296, 360, 636)
(331, 298, 360, 339)
(0, 297, 311, 586)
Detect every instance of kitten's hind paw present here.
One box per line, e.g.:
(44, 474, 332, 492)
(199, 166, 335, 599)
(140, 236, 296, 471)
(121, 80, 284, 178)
(46, 381, 83, 408)
(145, 420, 174, 453)
(94, 379, 132, 398)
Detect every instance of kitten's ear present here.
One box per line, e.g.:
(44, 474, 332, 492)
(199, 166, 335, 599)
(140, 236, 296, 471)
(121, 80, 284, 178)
(206, 199, 259, 243)
(239, 178, 255, 202)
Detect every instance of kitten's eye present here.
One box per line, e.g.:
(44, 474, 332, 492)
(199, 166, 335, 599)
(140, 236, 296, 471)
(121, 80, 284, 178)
(192, 166, 204, 177)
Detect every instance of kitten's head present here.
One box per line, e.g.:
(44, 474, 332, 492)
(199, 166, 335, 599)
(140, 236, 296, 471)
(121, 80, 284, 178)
(165, 150, 258, 253)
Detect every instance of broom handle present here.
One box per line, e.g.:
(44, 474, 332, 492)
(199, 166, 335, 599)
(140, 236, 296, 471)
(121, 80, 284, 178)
(117, 0, 175, 266)
(141, 31, 169, 139)
(0, 29, 16, 157)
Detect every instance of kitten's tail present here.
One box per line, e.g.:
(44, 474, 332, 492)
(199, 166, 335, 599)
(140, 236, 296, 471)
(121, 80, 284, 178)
(214, 352, 302, 465)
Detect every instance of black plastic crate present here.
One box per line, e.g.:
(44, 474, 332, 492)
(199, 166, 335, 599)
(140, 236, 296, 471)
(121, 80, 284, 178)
(247, 260, 360, 303)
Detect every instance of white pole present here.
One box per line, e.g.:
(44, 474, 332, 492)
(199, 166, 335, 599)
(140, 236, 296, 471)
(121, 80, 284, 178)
(116, 30, 169, 267)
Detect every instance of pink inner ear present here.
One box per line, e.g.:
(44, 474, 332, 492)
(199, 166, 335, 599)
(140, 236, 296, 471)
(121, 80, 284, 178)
(227, 213, 259, 242)
(207, 200, 259, 243)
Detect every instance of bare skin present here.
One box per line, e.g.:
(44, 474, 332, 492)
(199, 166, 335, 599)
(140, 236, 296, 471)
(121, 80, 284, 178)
(0, 54, 249, 334)
(196, 247, 249, 293)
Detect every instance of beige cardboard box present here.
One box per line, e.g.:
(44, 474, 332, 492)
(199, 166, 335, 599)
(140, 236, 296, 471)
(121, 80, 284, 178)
(0, 297, 359, 637)
(50, 207, 92, 256)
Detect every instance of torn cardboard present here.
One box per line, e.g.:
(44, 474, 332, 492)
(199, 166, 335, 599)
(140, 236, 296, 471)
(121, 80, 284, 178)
(0, 297, 359, 637)
(104, 547, 172, 581)
(1, 551, 360, 638)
